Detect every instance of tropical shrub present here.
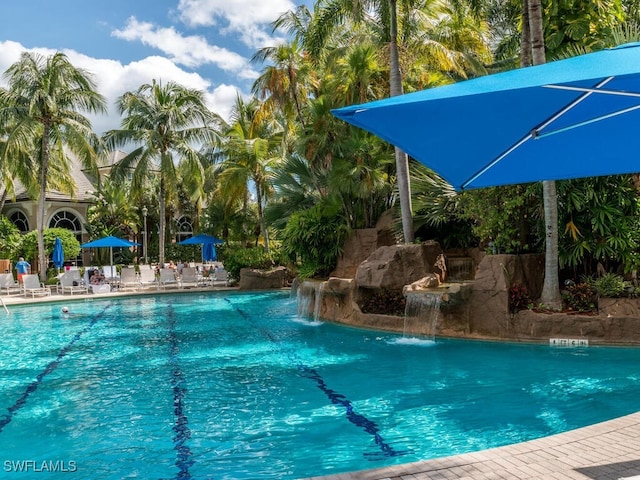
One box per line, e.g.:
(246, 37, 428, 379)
(0, 216, 23, 261)
(21, 228, 81, 267)
(280, 201, 350, 279)
(562, 282, 597, 312)
(590, 272, 628, 298)
(508, 283, 532, 313)
(223, 245, 274, 281)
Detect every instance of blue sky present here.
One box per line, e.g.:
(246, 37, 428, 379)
(0, 0, 313, 133)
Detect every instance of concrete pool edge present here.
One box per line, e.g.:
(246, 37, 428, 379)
(301, 410, 640, 479)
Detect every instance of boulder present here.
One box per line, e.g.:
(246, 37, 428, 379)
(331, 210, 397, 278)
(238, 266, 287, 290)
(355, 242, 443, 290)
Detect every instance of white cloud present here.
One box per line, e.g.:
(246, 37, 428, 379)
(177, 0, 293, 49)
(0, 41, 242, 134)
(112, 16, 259, 79)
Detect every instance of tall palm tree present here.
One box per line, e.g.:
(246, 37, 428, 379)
(524, 0, 562, 309)
(0, 51, 106, 280)
(218, 96, 283, 253)
(104, 80, 222, 265)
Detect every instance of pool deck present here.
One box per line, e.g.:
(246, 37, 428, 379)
(0, 282, 237, 308)
(302, 411, 640, 480)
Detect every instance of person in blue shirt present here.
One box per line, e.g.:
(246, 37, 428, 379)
(16, 257, 30, 282)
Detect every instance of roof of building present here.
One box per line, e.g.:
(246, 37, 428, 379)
(5, 151, 105, 204)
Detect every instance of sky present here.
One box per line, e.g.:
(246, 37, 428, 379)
(0, 0, 313, 134)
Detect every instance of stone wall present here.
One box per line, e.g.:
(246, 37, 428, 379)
(297, 245, 640, 345)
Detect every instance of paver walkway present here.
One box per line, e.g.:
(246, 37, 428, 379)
(302, 411, 640, 480)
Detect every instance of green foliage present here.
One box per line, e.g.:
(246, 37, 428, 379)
(457, 184, 542, 254)
(590, 272, 628, 298)
(280, 201, 350, 278)
(223, 246, 274, 281)
(562, 282, 597, 312)
(0, 216, 23, 260)
(20, 228, 81, 265)
(360, 289, 406, 316)
(557, 176, 640, 275)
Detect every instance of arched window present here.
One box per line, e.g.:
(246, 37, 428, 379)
(176, 216, 193, 243)
(49, 210, 82, 233)
(9, 211, 29, 233)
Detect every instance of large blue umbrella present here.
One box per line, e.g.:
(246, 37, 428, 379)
(332, 43, 640, 191)
(178, 233, 224, 245)
(52, 237, 64, 270)
(178, 233, 223, 263)
(81, 236, 141, 266)
(202, 243, 217, 262)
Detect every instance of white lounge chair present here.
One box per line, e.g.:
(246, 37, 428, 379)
(0, 273, 22, 295)
(213, 268, 229, 286)
(22, 274, 51, 298)
(159, 268, 179, 289)
(58, 271, 89, 295)
(179, 267, 200, 288)
(119, 268, 139, 291)
(139, 267, 158, 289)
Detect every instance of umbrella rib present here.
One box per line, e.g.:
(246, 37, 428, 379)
(535, 104, 640, 139)
(533, 77, 615, 136)
(543, 84, 640, 98)
(462, 77, 614, 189)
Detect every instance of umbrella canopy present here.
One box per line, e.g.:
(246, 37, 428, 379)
(332, 42, 640, 191)
(202, 243, 217, 262)
(81, 236, 140, 266)
(178, 233, 224, 245)
(52, 237, 64, 269)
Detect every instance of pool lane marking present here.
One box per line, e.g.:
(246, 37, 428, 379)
(0, 305, 112, 434)
(224, 298, 406, 458)
(167, 304, 194, 479)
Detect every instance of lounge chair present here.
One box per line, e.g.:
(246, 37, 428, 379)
(0, 273, 22, 295)
(138, 267, 158, 289)
(159, 268, 179, 289)
(213, 268, 229, 286)
(58, 271, 89, 295)
(22, 274, 51, 298)
(119, 268, 139, 291)
(179, 267, 200, 288)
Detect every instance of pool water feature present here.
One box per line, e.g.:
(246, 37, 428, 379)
(2, 291, 640, 479)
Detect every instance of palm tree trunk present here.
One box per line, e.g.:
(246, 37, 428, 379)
(256, 183, 270, 253)
(521, 0, 532, 67)
(37, 126, 50, 281)
(528, 0, 562, 309)
(159, 177, 166, 266)
(389, 0, 414, 243)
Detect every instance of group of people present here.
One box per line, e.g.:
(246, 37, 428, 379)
(88, 269, 105, 285)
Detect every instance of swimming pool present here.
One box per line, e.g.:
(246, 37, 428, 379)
(1, 290, 640, 479)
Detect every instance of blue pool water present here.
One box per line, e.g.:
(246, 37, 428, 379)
(1, 290, 640, 479)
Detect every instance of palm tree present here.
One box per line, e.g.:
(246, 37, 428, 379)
(0, 51, 106, 280)
(104, 80, 222, 265)
(218, 96, 283, 253)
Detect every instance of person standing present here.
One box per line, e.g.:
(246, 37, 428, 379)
(16, 257, 30, 282)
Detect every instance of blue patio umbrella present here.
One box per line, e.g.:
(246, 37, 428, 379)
(52, 237, 64, 270)
(81, 235, 141, 266)
(332, 43, 640, 191)
(178, 233, 224, 245)
(178, 233, 223, 263)
(202, 243, 217, 262)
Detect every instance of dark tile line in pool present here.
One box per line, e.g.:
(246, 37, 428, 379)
(223, 298, 408, 459)
(167, 303, 194, 479)
(0, 305, 112, 434)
